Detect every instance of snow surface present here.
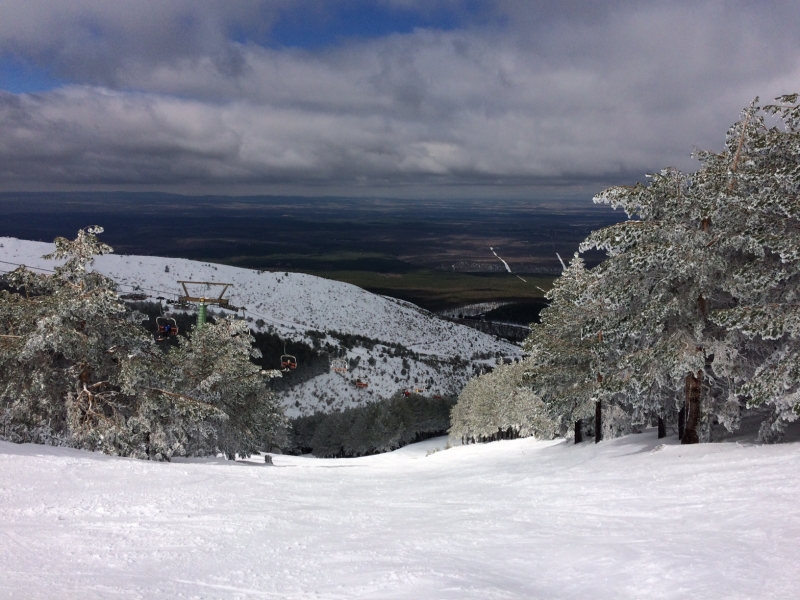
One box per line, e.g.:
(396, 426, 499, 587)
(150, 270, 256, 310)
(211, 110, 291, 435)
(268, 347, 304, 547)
(0, 237, 520, 416)
(1, 432, 798, 599)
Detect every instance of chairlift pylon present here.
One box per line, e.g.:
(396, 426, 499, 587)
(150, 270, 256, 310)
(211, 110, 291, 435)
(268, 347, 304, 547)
(176, 281, 233, 327)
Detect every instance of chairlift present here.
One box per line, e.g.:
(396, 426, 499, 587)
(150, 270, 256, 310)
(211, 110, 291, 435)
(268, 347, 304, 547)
(280, 343, 297, 372)
(330, 349, 348, 373)
(156, 316, 178, 341)
(355, 377, 369, 389)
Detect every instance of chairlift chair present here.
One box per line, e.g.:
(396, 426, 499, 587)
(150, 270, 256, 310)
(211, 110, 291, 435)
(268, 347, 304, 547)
(355, 377, 369, 389)
(280, 343, 297, 372)
(156, 316, 178, 341)
(330, 350, 348, 373)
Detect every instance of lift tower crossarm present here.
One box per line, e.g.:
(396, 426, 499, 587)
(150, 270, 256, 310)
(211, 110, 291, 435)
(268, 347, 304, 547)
(176, 281, 234, 326)
(177, 281, 233, 308)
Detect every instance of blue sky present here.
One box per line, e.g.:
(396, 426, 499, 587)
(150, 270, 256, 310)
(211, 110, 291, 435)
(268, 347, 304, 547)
(0, 57, 63, 94)
(0, 1, 798, 198)
(266, 2, 478, 49)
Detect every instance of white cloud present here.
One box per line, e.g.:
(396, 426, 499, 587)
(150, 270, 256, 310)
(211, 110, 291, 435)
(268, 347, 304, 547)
(1, 1, 798, 197)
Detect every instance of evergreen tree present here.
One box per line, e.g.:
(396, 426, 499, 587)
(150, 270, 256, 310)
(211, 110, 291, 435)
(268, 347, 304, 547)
(451, 95, 799, 446)
(0, 226, 205, 455)
(581, 95, 800, 443)
(1, 227, 288, 459)
(707, 95, 800, 441)
(147, 317, 288, 459)
(450, 360, 557, 443)
(521, 255, 603, 441)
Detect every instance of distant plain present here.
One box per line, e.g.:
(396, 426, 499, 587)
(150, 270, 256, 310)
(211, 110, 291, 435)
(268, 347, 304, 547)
(0, 193, 623, 311)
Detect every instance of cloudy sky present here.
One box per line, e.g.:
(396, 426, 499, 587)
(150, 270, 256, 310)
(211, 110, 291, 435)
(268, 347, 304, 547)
(0, 0, 798, 199)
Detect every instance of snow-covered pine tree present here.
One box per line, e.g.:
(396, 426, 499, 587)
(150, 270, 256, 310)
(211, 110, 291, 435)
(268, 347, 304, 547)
(0, 226, 195, 454)
(706, 95, 800, 442)
(449, 359, 556, 444)
(148, 317, 288, 459)
(521, 255, 604, 441)
(0, 227, 284, 460)
(581, 96, 800, 443)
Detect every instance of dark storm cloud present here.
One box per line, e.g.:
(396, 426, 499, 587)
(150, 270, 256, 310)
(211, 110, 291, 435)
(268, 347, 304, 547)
(0, 0, 798, 197)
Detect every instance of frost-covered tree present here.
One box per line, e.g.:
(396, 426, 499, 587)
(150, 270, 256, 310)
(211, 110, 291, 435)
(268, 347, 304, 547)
(521, 255, 604, 441)
(0, 226, 174, 453)
(706, 95, 800, 442)
(146, 317, 288, 459)
(449, 96, 799, 446)
(581, 95, 800, 443)
(450, 360, 557, 443)
(1, 227, 287, 459)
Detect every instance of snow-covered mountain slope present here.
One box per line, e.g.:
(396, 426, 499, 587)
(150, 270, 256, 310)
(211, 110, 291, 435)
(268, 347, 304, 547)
(0, 237, 521, 416)
(2, 431, 799, 599)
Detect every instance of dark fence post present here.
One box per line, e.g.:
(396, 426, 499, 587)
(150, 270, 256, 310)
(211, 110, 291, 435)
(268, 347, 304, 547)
(595, 400, 602, 443)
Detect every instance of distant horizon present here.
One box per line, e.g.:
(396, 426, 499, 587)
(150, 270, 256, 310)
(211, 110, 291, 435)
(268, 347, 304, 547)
(0, 186, 618, 204)
(0, 189, 613, 207)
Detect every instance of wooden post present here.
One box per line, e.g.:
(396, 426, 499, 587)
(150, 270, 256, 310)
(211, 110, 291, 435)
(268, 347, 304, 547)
(595, 400, 602, 443)
(575, 419, 583, 444)
(657, 416, 666, 439)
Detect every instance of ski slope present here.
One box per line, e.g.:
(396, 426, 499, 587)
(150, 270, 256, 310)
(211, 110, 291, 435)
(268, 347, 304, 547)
(0, 237, 521, 416)
(1, 432, 798, 599)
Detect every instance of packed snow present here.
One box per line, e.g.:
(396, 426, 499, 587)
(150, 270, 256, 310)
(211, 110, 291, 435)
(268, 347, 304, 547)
(1, 432, 798, 599)
(0, 237, 521, 416)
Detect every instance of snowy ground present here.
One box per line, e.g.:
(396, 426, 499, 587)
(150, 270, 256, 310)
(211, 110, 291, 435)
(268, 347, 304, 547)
(2, 433, 798, 599)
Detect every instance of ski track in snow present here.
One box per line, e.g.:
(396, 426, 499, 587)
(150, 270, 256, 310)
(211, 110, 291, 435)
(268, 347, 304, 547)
(0, 238, 520, 417)
(1, 432, 799, 599)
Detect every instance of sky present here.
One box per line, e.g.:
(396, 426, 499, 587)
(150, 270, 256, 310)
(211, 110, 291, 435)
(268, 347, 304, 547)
(0, 0, 798, 200)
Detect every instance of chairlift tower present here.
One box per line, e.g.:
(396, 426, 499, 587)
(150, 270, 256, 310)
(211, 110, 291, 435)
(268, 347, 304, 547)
(177, 281, 233, 326)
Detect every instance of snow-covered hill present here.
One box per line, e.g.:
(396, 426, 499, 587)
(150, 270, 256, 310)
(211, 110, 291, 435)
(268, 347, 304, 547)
(1, 431, 798, 599)
(0, 237, 521, 416)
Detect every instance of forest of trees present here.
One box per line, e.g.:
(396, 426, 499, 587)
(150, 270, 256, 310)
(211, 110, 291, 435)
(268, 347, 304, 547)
(452, 95, 800, 446)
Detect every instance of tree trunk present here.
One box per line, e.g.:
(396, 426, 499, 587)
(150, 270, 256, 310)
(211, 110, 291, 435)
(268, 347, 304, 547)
(681, 371, 702, 444)
(574, 419, 583, 444)
(657, 416, 666, 439)
(678, 406, 685, 440)
(595, 400, 602, 443)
